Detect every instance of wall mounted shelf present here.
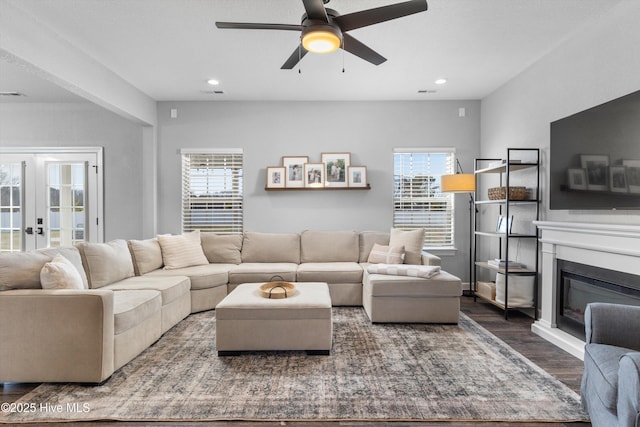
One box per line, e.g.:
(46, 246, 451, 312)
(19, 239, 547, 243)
(265, 185, 371, 191)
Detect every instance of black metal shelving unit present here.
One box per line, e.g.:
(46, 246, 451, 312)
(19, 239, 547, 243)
(473, 148, 540, 319)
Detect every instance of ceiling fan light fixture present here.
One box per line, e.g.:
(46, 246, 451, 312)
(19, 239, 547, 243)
(302, 29, 341, 54)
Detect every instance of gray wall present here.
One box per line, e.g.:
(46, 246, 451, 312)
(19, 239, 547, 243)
(0, 102, 145, 241)
(479, 2, 640, 288)
(157, 100, 480, 280)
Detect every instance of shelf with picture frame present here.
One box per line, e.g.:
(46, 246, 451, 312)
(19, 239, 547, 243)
(473, 148, 541, 320)
(265, 152, 371, 191)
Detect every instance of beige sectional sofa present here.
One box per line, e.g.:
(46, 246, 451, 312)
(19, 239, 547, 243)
(0, 229, 460, 384)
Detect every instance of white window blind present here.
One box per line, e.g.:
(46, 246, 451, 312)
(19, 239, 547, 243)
(181, 150, 243, 234)
(393, 148, 455, 248)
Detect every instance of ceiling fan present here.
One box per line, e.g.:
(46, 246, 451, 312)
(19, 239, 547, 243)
(215, 0, 428, 69)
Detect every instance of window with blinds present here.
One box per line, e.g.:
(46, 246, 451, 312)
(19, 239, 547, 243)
(393, 148, 455, 248)
(181, 149, 243, 234)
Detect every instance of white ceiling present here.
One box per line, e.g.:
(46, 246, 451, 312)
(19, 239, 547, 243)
(0, 0, 627, 103)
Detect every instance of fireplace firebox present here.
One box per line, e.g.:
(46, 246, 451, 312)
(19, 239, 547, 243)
(556, 260, 640, 340)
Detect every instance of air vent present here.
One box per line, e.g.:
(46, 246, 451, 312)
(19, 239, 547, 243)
(0, 92, 26, 97)
(417, 90, 436, 94)
(201, 90, 225, 95)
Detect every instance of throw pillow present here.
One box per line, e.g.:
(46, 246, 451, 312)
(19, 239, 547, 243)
(389, 228, 425, 265)
(157, 230, 209, 270)
(40, 253, 84, 290)
(367, 243, 405, 264)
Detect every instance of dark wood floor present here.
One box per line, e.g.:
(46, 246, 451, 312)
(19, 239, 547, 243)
(1, 297, 588, 427)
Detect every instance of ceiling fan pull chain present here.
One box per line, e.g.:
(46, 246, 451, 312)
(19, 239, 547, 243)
(298, 44, 302, 74)
(342, 38, 345, 73)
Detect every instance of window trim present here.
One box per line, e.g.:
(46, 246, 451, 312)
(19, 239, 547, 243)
(393, 147, 456, 249)
(180, 149, 244, 235)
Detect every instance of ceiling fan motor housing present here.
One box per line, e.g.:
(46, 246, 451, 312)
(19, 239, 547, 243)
(301, 20, 343, 53)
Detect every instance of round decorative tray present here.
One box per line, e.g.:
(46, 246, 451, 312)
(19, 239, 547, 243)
(259, 281, 296, 299)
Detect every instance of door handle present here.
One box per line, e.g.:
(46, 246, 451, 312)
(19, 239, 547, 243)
(36, 227, 44, 235)
(25, 227, 34, 235)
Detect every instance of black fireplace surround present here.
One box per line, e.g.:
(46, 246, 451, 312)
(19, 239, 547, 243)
(556, 259, 640, 340)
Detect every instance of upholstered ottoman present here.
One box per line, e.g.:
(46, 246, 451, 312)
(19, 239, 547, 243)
(363, 269, 462, 323)
(215, 282, 332, 355)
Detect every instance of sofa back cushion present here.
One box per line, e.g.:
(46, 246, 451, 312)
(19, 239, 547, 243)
(241, 232, 300, 263)
(128, 238, 164, 275)
(300, 230, 359, 263)
(358, 231, 390, 263)
(0, 247, 88, 290)
(200, 233, 242, 264)
(389, 228, 425, 265)
(77, 239, 135, 288)
(157, 231, 209, 270)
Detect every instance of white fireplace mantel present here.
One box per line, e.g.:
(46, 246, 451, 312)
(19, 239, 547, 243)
(532, 221, 640, 360)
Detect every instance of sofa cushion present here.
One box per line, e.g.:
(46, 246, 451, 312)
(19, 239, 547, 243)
(0, 247, 88, 291)
(300, 230, 359, 263)
(102, 275, 191, 307)
(77, 240, 135, 289)
(358, 231, 390, 263)
(241, 232, 300, 263)
(583, 343, 629, 410)
(367, 243, 405, 264)
(0, 251, 52, 290)
(128, 238, 163, 275)
(200, 233, 242, 264)
(297, 262, 363, 283)
(40, 254, 84, 290)
(363, 269, 462, 297)
(144, 264, 231, 290)
(228, 263, 298, 285)
(157, 231, 209, 270)
(112, 290, 162, 335)
(390, 228, 425, 265)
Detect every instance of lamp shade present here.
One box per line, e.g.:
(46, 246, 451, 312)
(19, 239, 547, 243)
(441, 173, 475, 193)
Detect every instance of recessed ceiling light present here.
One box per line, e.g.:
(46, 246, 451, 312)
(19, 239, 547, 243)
(207, 79, 220, 86)
(435, 78, 447, 85)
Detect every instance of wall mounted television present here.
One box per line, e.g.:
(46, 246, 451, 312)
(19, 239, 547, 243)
(550, 89, 640, 210)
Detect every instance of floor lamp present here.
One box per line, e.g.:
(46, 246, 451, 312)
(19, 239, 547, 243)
(441, 162, 476, 297)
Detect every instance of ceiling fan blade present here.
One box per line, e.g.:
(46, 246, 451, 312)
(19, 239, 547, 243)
(281, 44, 309, 69)
(302, 0, 328, 21)
(334, 0, 427, 32)
(215, 22, 303, 31)
(342, 34, 386, 66)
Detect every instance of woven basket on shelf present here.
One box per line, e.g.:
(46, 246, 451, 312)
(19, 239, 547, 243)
(488, 186, 527, 200)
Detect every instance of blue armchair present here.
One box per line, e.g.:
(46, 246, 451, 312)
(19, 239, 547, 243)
(581, 303, 640, 427)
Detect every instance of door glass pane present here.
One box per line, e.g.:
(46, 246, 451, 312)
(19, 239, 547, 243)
(47, 162, 87, 247)
(0, 162, 22, 252)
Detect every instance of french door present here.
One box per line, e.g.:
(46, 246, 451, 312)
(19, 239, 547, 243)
(0, 148, 103, 252)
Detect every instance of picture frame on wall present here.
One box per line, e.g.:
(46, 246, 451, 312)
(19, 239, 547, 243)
(609, 166, 628, 193)
(304, 163, 325, 188)
(580, 154, 609, 191)
(622, 160, 640, 194)
(282, 156, 308, 188)
(567, 168, 588, 190)
(348, 166, 367, 188)
(266, 166, 285, 189)
(321, 152, 351, 187)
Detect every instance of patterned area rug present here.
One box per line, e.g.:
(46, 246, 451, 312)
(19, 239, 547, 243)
(1, 308, 588, 423)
